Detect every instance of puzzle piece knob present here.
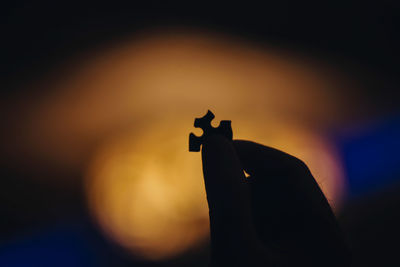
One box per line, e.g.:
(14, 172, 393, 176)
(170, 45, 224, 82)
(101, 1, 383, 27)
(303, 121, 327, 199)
(189, 110, 233, 152)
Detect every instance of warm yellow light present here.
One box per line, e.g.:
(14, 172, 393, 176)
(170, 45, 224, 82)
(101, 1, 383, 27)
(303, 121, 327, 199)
(12, 31, 347, 260)
(81, 33, 347, 260)
(86, 116, 345, 260)
(86, 120, 210, 260)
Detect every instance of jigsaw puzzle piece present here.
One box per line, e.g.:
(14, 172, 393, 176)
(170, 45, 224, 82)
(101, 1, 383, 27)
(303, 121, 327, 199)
(189, 110, 233, 152)
(194, 110, 215, 131)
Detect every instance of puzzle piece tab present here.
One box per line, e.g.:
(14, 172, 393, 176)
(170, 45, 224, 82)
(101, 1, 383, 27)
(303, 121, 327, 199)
(189, 110, 233, 152)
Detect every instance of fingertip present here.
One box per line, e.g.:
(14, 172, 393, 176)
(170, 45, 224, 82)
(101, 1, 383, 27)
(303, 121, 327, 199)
(201, 135, 249, 213)
(201, 135, 256, 252)
(202, 135, 243, 183)
(202, 134, 232, 155)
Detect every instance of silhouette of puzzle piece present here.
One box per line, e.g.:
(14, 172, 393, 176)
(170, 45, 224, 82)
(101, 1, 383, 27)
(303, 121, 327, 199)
(189, 110, 233, 152)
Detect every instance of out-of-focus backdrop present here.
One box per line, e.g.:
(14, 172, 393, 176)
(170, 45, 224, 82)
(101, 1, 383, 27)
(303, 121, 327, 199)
(1, 3, 399, 267)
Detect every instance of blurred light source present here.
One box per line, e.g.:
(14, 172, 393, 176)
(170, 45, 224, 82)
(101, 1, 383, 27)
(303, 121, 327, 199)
(86, 120, 209, 260)
(81, 32, 346, 260)
(86, 118, 345, 260)
(0, 224, 99, 267)
(2, 31, 348, 260)
(337, 115, 400, 197)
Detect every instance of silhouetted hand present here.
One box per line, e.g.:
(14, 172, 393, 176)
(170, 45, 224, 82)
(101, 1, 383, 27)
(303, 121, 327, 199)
(202, 135, 351, 267)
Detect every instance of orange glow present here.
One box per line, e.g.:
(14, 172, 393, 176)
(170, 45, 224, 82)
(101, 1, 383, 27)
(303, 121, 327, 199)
(86, 118, 345, 260)
(81, 32, 346, 260)
(86, 121, 209, 260)
(4, 31, 348, 260)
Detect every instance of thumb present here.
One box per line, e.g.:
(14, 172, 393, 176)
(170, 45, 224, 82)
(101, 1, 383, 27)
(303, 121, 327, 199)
(201, 135, 259, 261)
(202, 135, 249, 214)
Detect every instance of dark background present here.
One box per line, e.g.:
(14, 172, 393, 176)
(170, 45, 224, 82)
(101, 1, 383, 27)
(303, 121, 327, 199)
(1, 2, 399, 266)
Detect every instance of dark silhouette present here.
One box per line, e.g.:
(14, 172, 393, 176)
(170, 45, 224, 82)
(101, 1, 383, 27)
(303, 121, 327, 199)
(189, 110, 232, 152)
(201, 135, 351, 266)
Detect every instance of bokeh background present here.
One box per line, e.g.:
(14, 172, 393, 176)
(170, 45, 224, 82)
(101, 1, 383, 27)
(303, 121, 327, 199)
(1, 3, 399, 267)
